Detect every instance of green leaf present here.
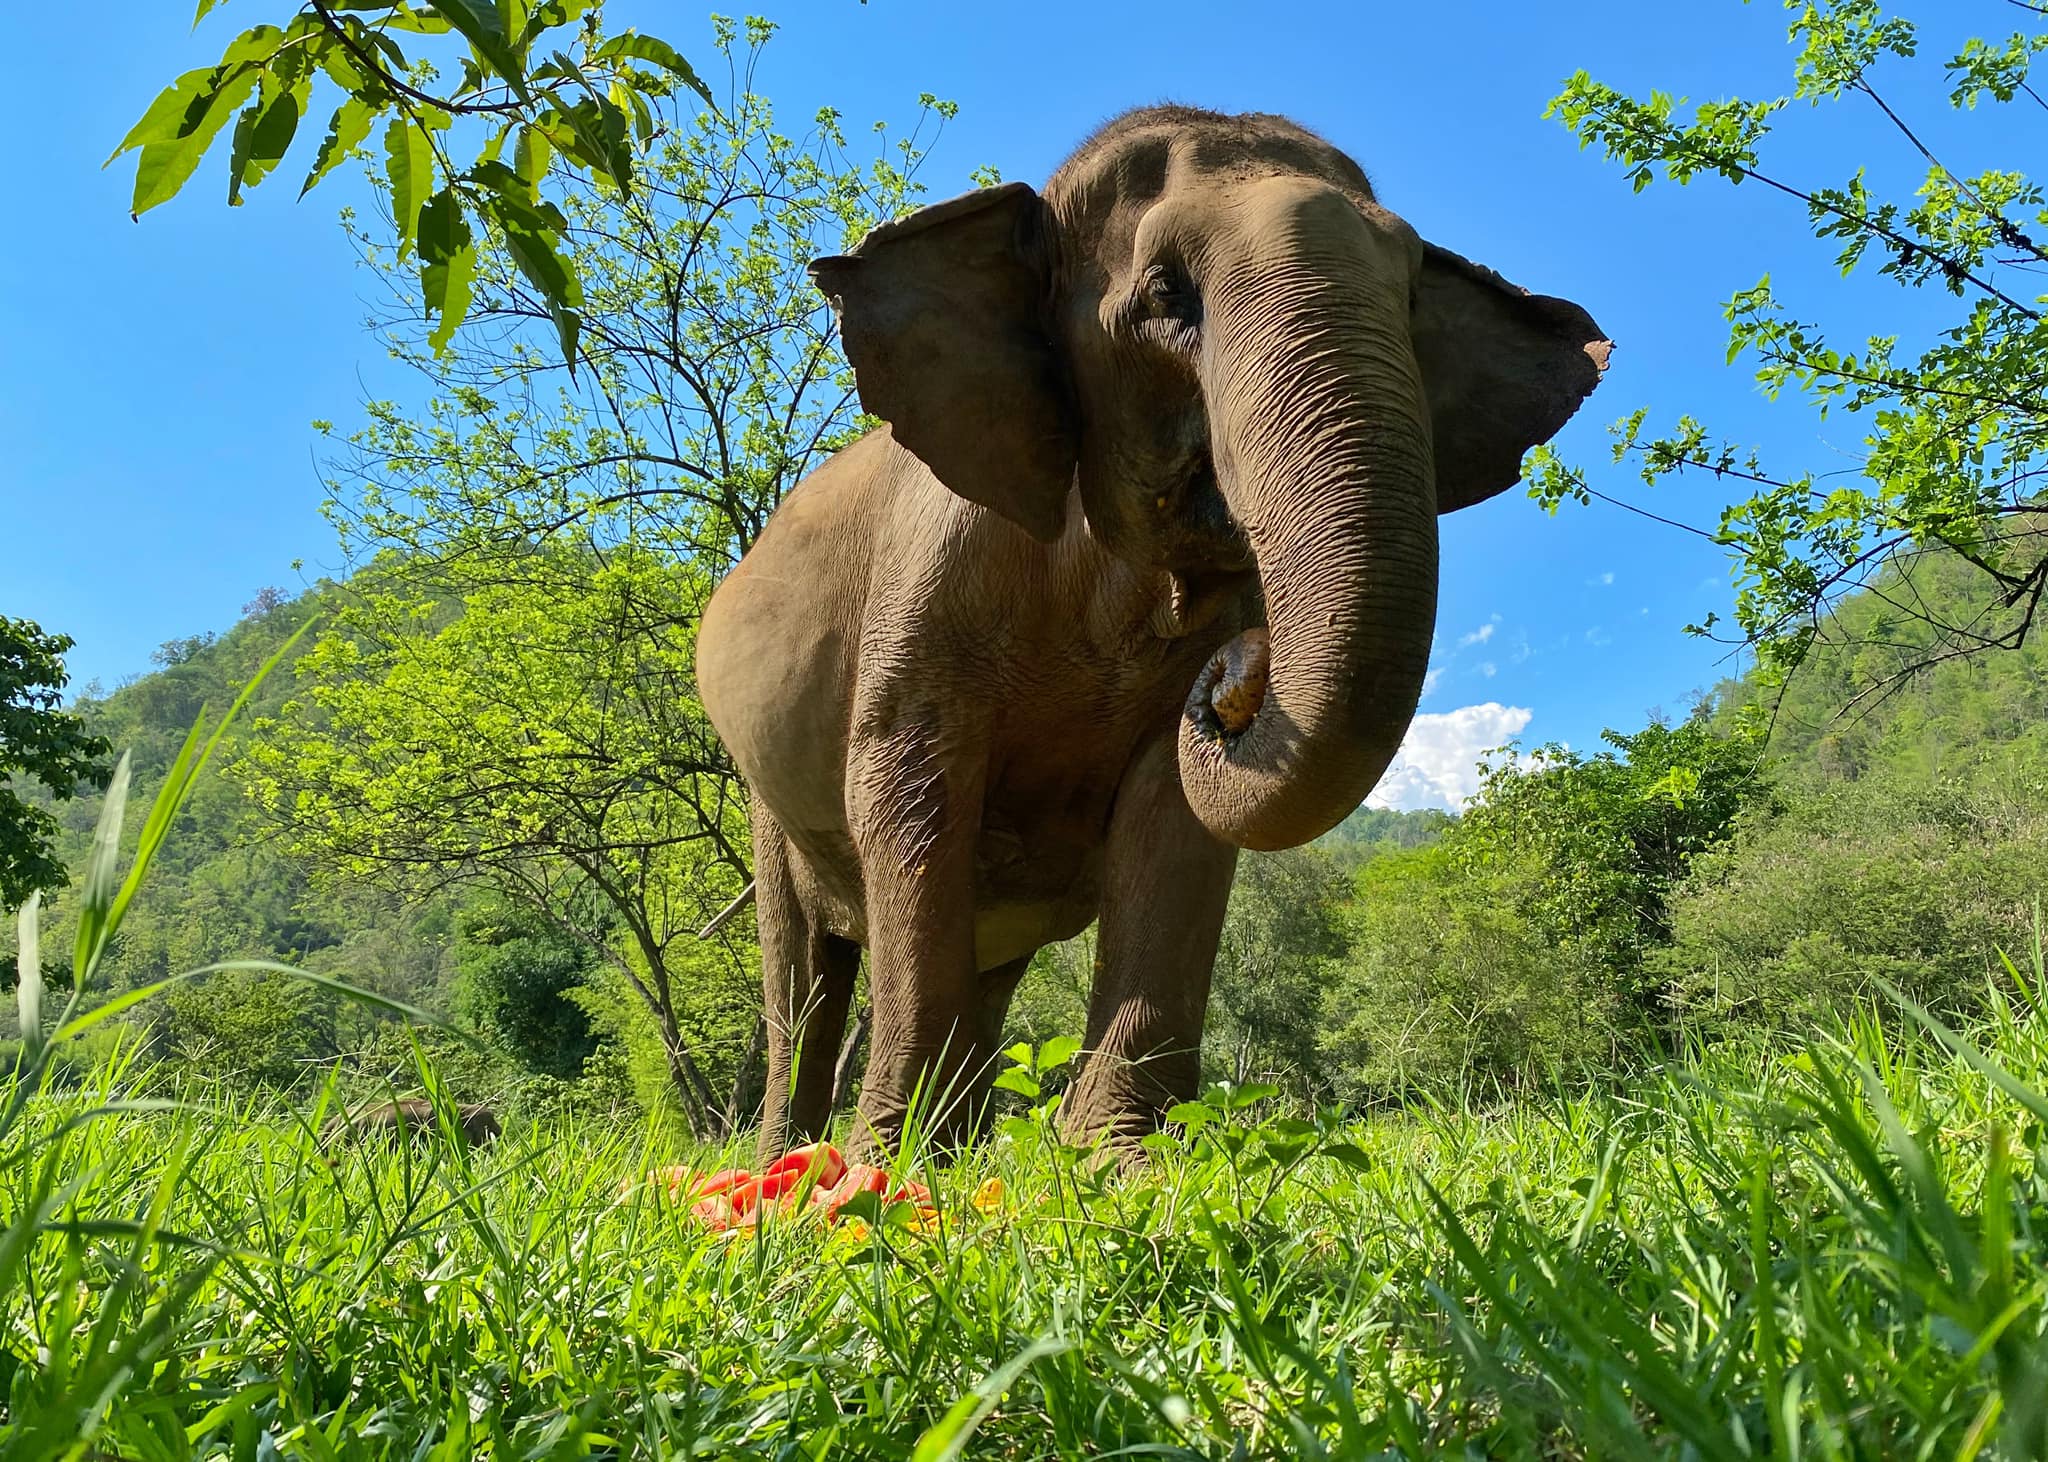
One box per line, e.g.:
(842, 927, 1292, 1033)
(127, 66, 259, 216)
(485, 188, 582, 331)
(86, 617, 315, 986)
(1221, 1081, 1280, 1112)
(110, 67, 218, 161)
(302, 96, 377, 197)
(1321, 1141, 1374, 1172)
(593, 31, 714, 107)
(226, 79, 306, 205)
(547, 298, 580, 372)
(384, 118, 436, 259)
(1036, 1035, 1081, 1072)
(418, 188, 476, 354)
(910, 1339, 1071, 1462)
(991, 1068, 1041, 1101)
(55, 958, 462, 1046)
(71, 752, 132, 981)
(216, 24, 289, 67)
(424, 0, 529, 99)
(493, 212, 575, 297)
(513, 123, 551, 185)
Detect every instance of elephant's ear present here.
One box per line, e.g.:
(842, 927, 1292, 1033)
(1410, 243, 1612, 516)
(809, 183, 1078, 543)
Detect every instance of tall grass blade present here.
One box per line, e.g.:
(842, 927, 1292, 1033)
(68, 749, 131, 985)
(16, 890, 42, 1065)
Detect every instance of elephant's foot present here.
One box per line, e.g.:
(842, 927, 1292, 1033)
(1060, 1048, 1199, 1165)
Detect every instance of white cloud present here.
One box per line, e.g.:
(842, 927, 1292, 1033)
(1479, 661, 1497, 678)
(1367, 702, 1533, 813)
(1585, 625, 1613, 647)
(1586, 571, 1615, 587)
(1421, 667, 1445, 700)
(1457, 620, 1497, 648)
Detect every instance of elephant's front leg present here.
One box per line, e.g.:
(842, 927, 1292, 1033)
(1065, 735, 1240, 1148)
(847, 719, 988, 1156)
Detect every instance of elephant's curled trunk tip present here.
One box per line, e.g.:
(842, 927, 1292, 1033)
(1188, 628, 1272, 738)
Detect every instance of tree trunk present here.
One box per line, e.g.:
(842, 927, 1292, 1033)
(726, 1012, 767, 1131)
(655, 1001, 727, 1139)
(831, 1009, 868, 1113)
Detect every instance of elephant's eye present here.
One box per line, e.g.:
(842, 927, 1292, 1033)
(1141, 263, 1199, 325)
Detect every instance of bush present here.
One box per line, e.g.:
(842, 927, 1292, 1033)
(1321, 846, 1627, 1098)
(454, 898, 597, 1079)
(1659, 752, 2048, 1028)
(162, 966, 335, 1088)
(1204, 846, 1349, 1095)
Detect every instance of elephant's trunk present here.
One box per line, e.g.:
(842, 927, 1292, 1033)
(1177, 181, 1437, 851)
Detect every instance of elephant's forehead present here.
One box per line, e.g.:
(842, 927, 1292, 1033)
(1046, 109, 1376, 259)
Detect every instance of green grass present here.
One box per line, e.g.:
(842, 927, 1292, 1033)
(6, 664, 2047, 1457)
(5, 960, 2047, 1458)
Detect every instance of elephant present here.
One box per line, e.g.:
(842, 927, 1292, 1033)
(319, 1098, 502, 1150)
(696, 105, 1610, 1161)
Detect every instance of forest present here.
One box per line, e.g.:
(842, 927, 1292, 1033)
(5, 1, 2048, 1456)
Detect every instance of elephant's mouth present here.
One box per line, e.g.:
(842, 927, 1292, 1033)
(1172, 450, 1273, 739)
(1186, 625, 1271, 740)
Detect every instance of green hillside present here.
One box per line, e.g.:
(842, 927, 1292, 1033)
(1715, 534, 2048, 784)
(2, 587, 478, 1083)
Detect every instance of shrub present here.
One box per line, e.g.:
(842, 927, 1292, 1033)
(1321, 847, 1627, 1099)
(453, 898, 597, 1079)
(1660, 752, 2048, 1028)
(1204, 846, 1350, 1095)
(163, 966, 335, 1088)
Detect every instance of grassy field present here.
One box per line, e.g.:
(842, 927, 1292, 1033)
(6, 949, 2048, 1459)
(7, 713, 2047, 1456)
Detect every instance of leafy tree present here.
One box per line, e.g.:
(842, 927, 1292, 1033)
(1318, 714, 1770, 1096)
(1316, 804, 1452, 874)
(250, 24, 956, 1135)
(1535, 1, 2048, 706)
(1321, 846, 1623, 1099)
(0, 619, 110, 911)
(320, 18, 950, 576)
(244, 549, 750, 1133)
(1715, 537, 2048, 781)
(1204, 848, 1350, 1095)
(1455, 718, 1772, 1009)
(115, 0, 711, 360)
(163, 967, 336, 1088)
(1012, 848, 1349, 1101)
(454, 895, 597, 1078)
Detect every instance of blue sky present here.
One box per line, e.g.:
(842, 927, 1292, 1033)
(0, 2, 2009, 809)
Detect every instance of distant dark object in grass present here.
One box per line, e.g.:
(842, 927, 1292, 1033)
(321, 1099, 501, 1150)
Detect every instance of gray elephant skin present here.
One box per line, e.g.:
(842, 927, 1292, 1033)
(696, 105, 1611, 1161)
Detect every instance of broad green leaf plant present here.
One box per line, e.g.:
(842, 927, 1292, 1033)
(114, 1, 713, 363)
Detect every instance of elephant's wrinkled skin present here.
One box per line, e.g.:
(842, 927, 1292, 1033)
(697, 106, 1610, 1158)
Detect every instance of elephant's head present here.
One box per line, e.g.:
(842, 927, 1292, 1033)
(810, 107, 1610, 851)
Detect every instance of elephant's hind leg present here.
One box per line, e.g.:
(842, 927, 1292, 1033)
(753, 807, 860, 1165)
